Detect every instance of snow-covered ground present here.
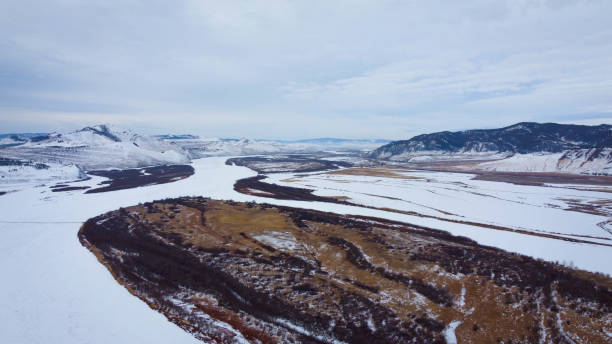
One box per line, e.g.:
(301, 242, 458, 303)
(380, 150, 511, 162)
(0, 162, 84, 185)
(0, 125, 191, 170)
(0, 158, 253, 344)
(165, 137, 385, 157)
(0, 157, 610, 343)
(0, 136, 26, 146)
(473, 148, 612, 175)
(264, 170, 612, 242)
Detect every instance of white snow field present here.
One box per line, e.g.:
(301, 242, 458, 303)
(265, 169, 612, 244)
(0, 162, 84, 185)
(473, 148, 612, 175)
(0, 157, 611, 343)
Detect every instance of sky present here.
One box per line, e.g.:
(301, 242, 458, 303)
(1, 0, 611, 139)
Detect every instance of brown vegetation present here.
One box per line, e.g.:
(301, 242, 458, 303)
(85, 164, 194, 193)
(79, 198, 612, 343)
(226, 156, 352, 174)
(328, 167, 423, 180)
(234, 175, 612, 247)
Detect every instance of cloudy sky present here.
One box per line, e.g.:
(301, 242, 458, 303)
(1, 1, 611, 139)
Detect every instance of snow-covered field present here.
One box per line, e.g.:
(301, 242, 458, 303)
(264, 169, 612, 243)
(165, 137, 386, 158)
(0, 157, 610, 343)
(0, 162, 84, 185)
(0, 158, 255, 344)
(379, 150, 510, 162)
(472, 148, 612, 175)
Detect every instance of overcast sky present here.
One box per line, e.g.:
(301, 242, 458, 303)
(1, 1, 611, 139)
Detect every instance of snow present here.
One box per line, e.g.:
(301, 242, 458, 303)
(383, 150, 511, 162)
(164, 137, 385, 157)
(165, 296, 251, 344)
(274, 318, 347, 344)
(552, 291, 578, 344)
(1, 156, 611, 343)
(443, 321, 462, 344)
(264, 170, 612, 242)
(0, 157, 252, 344)
(260, 172, 612, 274)
(0, 162, 84, 185)
(253, 231, 299, 251)
(366, 316, 376, 332)
(0, 136, 25, 145)
(1, 125, 191, 170)
(474, 149, 612, 175)
(458, 287, 466, 309)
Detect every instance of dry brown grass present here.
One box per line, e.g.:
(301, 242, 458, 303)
(328, 167, 424, 179)
(83, 199, 612, 344)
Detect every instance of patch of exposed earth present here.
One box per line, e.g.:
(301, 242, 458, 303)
(86, 164, 194, 193)
(80, 198, 612, 343)
(226, 156, 354, 174)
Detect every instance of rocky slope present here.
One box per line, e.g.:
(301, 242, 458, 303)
(372, 122, 611, 158)
(472, 148, 612, 175)
(371, 122, 612, 174)
(80, 198, 612, 344)
(0, 125, 191, 170)
(0, 157, 85, 185)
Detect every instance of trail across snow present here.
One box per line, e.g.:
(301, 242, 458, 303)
(0, 157, 610, 344)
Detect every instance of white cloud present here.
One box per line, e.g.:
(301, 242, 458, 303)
(0, 1, 611, 138)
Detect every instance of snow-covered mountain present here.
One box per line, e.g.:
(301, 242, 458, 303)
(0, 125, 387, 171)
(371, 122, 611, 161)
(0, 135, 28, 148)
(169, 138, 285, 157)
(370, 122, 612, 175)
(472, 148, 612, 175)
(0, 125, 191, 170)
(0, 158, 85, 185)
(161, 136, 388, 157)
(0, 133, 48, 141)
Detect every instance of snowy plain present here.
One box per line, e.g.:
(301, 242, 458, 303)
(0, 157, 611, 343)
(264, 169, 612, 242)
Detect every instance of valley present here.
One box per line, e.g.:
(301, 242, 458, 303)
(4, 2, 612, 343)
(1, 123, 611, 344)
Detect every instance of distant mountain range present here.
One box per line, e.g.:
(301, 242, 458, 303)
(154, 135, 389, 146)
(0, 125, 389, 171)
(158, 136, 389, 157)
(370, 122, 612, 175)
(0, 125, 190, 170)
(0, 133, 49, 140)
(2, 123, 610, 175)
(371, 122, 611, 158)
(0, 133, 49, 149)
(276, 138, 389, 145)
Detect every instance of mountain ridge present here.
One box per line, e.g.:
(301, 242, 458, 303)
(371, 122, 611, 159)
(0, 124, 191, 170)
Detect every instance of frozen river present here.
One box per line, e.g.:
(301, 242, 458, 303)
(0, 157, 610, 343)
